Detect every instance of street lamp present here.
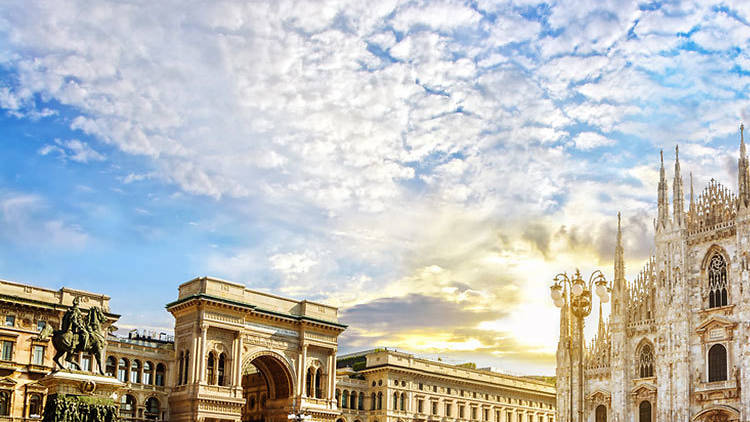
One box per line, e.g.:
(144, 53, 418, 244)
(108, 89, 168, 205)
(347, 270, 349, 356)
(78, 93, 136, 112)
(550, 269, 610, 422)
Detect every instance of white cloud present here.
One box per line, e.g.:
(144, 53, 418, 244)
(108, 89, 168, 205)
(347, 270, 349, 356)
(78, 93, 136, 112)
(38, 139, 105, 163)
(572, 131, 615, 150)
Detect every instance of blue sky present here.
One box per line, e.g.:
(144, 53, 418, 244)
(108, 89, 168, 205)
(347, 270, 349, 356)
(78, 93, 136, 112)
(1, 0, 750, 375)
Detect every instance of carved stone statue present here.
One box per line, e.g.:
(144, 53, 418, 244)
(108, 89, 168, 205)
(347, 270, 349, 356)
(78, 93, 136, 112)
(39, 297, 108, 375)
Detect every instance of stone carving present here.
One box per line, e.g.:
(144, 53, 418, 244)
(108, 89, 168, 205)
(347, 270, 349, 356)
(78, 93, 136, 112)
(39, 297, 108, 374)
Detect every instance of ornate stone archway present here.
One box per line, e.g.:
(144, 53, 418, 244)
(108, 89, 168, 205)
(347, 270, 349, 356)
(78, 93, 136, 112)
(167, 277, 346, 422)
(692, 405, 740, 422)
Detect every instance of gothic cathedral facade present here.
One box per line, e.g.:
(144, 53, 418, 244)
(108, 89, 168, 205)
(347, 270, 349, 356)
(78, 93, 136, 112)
(556, 125, 750, 422)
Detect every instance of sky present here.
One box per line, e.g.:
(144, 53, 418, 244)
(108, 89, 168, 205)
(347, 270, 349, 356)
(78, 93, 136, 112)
(1, 0, 750, 376)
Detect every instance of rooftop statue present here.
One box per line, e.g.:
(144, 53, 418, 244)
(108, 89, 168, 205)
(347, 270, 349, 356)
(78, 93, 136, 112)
(39, 297, 108, 375)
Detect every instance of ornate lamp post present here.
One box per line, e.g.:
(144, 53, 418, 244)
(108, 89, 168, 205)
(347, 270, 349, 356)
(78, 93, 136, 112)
(550, 270, 610, 422)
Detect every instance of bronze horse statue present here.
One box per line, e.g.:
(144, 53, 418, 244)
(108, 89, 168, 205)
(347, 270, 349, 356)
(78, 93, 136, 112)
(39, 304, 108, 375)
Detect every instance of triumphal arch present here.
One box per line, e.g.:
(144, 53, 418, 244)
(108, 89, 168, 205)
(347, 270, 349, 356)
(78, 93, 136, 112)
(166, 276, 346, 422)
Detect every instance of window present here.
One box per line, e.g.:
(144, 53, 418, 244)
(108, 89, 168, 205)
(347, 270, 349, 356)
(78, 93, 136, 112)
(419, 383, 424, 390)
(377, 392, 382, 410)
(218, 353, 226, 386)
(433, 385, 437, 393)
(708, 253, 728, 308)
(145, 397, 160, 420)
(335, 389, 341, 406)
(0, 391, 9, 416)
(183, 350, 190, 384)
(130, 359, 141, 383)
(638, 401, 651, 422)
(28, 393, 42, 418)
(36, 320, 45, 332)
(4, 315, 14, 327)
(471, 407, 477, 420)
(143, 361, 153, 385)
(118, 358, 128, 383)
(120, 394, 136, 417)
(394, 392, 399, 410)
(445, 403, 452, 417)
(483, 408, 489, 421)
(506, 411, 512, 422)
(596, 405, 607, 422)
(32, 345, 44, 366)
(637, 343, 654, 378)
(708, 344, 728, 382)
(81, 354, 91, 372)
(155, 363, 165, 386)
(432, 401, 437, 415)
(350, 390, 356, 409)
(418, 399, 424, 413)
(315, 368, 323, 399)
(400, 392, 406, 411)
(459, 405, 465, 419)
(359, 392, 364, 410)
(207, 353, 215, 385)
(371, 393, 376, 410)
(342, 390, 349, 409)
(106, 356, 116, 377)
(1, 341, 13, 361)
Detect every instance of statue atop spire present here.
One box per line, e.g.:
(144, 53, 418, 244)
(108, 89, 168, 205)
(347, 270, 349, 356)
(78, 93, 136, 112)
(739, 123, 749, 210)
(673, 145, 684, 226)
(657, 150, 670, 229)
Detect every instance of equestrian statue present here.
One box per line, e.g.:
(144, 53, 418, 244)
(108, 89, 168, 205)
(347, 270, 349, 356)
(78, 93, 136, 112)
(38, 297, 108, 375)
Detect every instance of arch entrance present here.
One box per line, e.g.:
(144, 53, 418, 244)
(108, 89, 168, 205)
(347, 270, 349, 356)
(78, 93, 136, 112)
(242, 353, 295, 422)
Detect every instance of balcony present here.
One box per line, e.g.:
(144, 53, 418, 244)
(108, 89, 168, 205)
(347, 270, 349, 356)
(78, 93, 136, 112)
(695, 378, 738, 401)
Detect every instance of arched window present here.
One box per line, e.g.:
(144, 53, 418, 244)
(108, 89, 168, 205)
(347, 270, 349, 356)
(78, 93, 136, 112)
(637, 343, 654, 378)
(358, 392, 364, 410)
(218, 353, 226, 386)
(393, 392, 399, 410)
(595, 405, 606, 422)
(155, 363, 166, 386)
(28, 393, 42, 418)
(145, 397, 160, 420)
(377, 392, 383, 410)
(207, 353, 215, 385)
(0, 391, 9, 416)
(315, 368, 323, 399)
(143, 361, 153, 385)
(306, 369, 313, 397)
(708, 344, 727, 382)
(183, 350, 190, 384)
(130, 359, 141, 384)
(400, 392, 406, 411)
(350, 390, 356, 409)
(708, 253, 728, 308)
(638, 401, 651, 422)
(335, 389, 341, 406)
(342, 390, 349, 409)
(118, 358, 129, 383)
(120, 394, 136, 418)
(371, 392, 376, 410)
(106, 356, 116, 377)
(177, 352, 184, 385)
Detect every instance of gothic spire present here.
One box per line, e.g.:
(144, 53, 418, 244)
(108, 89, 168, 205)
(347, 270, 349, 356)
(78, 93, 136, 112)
(657, 150, 670, 229)
(596, 302, 606, 341)
(689, 172, 695, 224)
(673, 145, 684, 226)
(613, 212, 625, 316)
(739, 123, 749, 209)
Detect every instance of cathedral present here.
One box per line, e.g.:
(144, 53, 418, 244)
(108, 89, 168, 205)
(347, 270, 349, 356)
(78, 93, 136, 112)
(556, 125, 750, 422)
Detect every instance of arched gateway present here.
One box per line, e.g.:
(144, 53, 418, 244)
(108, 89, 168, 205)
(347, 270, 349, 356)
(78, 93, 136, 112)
(167, 277, 346, 422)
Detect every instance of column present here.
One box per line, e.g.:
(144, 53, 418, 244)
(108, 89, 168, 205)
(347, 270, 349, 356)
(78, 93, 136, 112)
(190, 325, 200, 383)
(198, 323, 208, 383)
(328, 349, 336, 402)
(235, 332, 243, 386)
(299, 344, 308, 397)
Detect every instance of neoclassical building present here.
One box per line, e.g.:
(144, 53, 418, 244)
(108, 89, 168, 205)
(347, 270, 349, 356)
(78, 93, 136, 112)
(334, 349, 556, 422)
(556, 126, 750, 422)
(0, 275, 556, 421)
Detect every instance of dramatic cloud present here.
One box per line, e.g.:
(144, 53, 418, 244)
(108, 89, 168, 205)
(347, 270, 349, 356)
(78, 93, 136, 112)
(2, 0, 750, 374)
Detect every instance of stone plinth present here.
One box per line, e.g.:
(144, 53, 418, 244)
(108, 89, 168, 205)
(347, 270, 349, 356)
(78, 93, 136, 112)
(39, 371, 125, 422)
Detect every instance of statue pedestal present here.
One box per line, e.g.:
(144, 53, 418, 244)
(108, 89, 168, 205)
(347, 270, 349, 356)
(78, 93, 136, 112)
(39, 371, 125, 422)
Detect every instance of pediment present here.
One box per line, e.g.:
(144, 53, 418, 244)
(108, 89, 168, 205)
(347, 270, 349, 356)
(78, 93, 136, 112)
(630, 382, 657, 397)
(0, 376, 17, 386)
(696, 315, 736, 333)
(587, 389, 611, 404)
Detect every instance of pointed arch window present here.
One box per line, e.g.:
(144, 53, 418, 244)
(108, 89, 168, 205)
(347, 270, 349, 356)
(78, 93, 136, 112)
(371, 392, 376, 410)
(595, 405, 606, 422)
(638, 401, 651, 422)
(315, 368, 323, 399)
(708, 253, 728, 308)
(637, 343, 654, 378)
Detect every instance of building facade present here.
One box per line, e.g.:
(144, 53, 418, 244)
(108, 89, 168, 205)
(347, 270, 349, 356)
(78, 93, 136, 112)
(556, 126, 750, 422)
(334, 349, 556, 422)
(0, 275, 556, 422)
